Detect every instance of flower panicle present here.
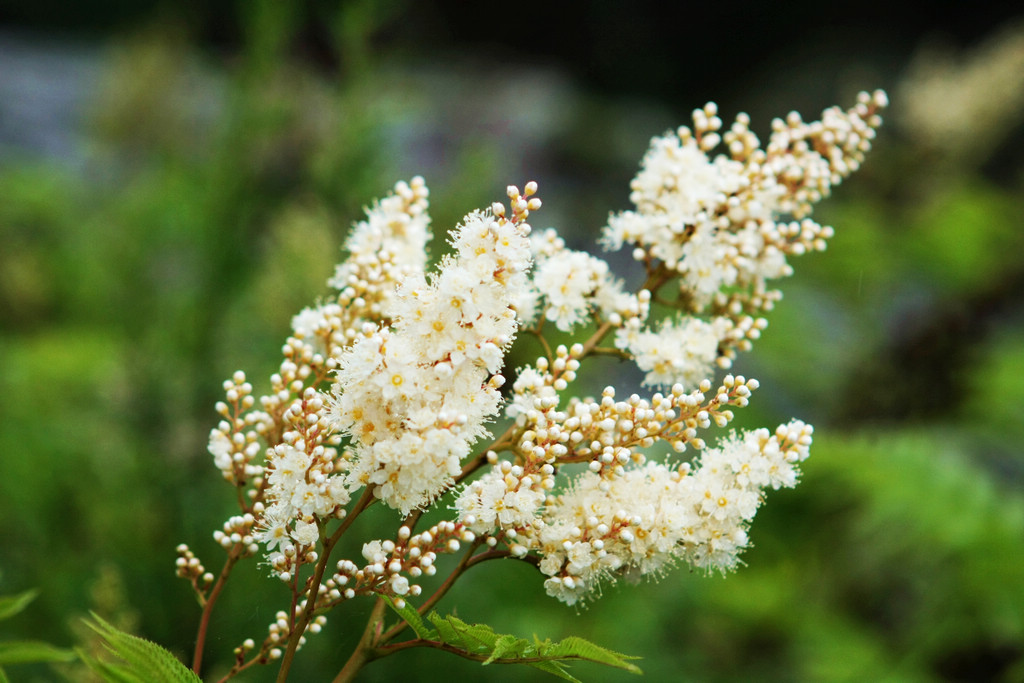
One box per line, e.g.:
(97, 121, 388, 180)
(184, 91, 885, 630)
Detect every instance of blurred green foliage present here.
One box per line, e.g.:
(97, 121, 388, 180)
(1, 5, 1023, 682)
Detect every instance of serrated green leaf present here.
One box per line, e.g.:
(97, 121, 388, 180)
(443, 615, 499, 652)
(414, 611, 642, 680)
(0, 590, 38, 621)
(85, 614, 200, 683)
(529, 659, 581, 683)
(484, 633, 525, 664)
(78, 646, 143, 683)
(541, 636, 642, 673)
(427, 612, 462, 645)
(0, 640, 76, 665)
(382, 597, 437, 641)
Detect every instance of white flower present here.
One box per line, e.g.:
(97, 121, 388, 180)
(534, 251, 607, 331)
(361, 541, 385, 563)
(208, 429, 233, 472)
(455, 467, 546, 533)
(327, 178, 431, 307)
(390, 575, 410, 595)
(257, 504, 295, 554)
(621, 317, 720, 389)
(291, 519, 319, 546)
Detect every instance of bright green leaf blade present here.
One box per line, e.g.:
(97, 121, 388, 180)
(0, 640, 76, 665)
(382, 597, 438, 641)
(78, 647, 143, 683)
(542, 636, 643, 674)
(0, 665, 9, 683)
(528, 659, 581, 683)
(418, 611, 642, 680)
(484, 633, 524, 664)
(85, 614, 200, 683)
(441, 615, 499, 653)
(427, 612, 462, 645)
(0, 590, 38, 621)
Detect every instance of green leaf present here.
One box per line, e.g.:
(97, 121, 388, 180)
(485, 633, 523, 664)
(78, 647, 143, 683)
(382, 596, 438, 641)
(0, 590, 37, 621)
(0, 640, 76, 665)
(543, 636, 642, 671)
(0, 665, 8, 683)
(427, 611, 462, 645)
(84, 614, 201, 683)
(394, 609, 643, 680)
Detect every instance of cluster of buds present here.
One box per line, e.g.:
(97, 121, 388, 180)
(174, 544, 214, 598)
(264, 610, 327, 660)
(319, 522, 477, 610)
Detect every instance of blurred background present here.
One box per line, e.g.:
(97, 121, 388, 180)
(1, 1, 1023, 681)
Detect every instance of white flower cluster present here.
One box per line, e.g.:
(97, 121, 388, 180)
(294, 176, 432, 353)
(188, 92, 885, 640)
(602, 91, 888, 388)
(258, 387, 350, 577)
(526, 228, 645, 331)
(536, 420, 812, 605)
(201, 179, 434, 578)
(618, 317, 730, 390)
(455, 349, 803, 603)
(327, 186, 540, 514)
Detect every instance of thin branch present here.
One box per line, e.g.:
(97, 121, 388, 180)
(191, 549, 242, 675)
(275, 487, 376, 682)
(454, 422, 518, 486)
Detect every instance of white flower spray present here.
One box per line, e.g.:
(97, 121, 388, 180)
(177, 91, 887, 678)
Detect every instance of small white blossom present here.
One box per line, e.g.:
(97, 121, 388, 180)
(620, 317, 721, 389)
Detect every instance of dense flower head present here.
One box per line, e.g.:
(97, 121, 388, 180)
(327, 187, 540, 513)
(188, 91, 886, 660)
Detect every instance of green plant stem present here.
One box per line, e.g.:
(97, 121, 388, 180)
(275, 487, 376, 682)
(332, 598, 388, 683)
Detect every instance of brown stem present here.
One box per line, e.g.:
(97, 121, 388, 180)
(192, 550, 241, 675)
(587, 346, 632, 360)
(579, 321, 614, 357)
(529, 325, 554, 361)
(275, 487, 376, 682)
